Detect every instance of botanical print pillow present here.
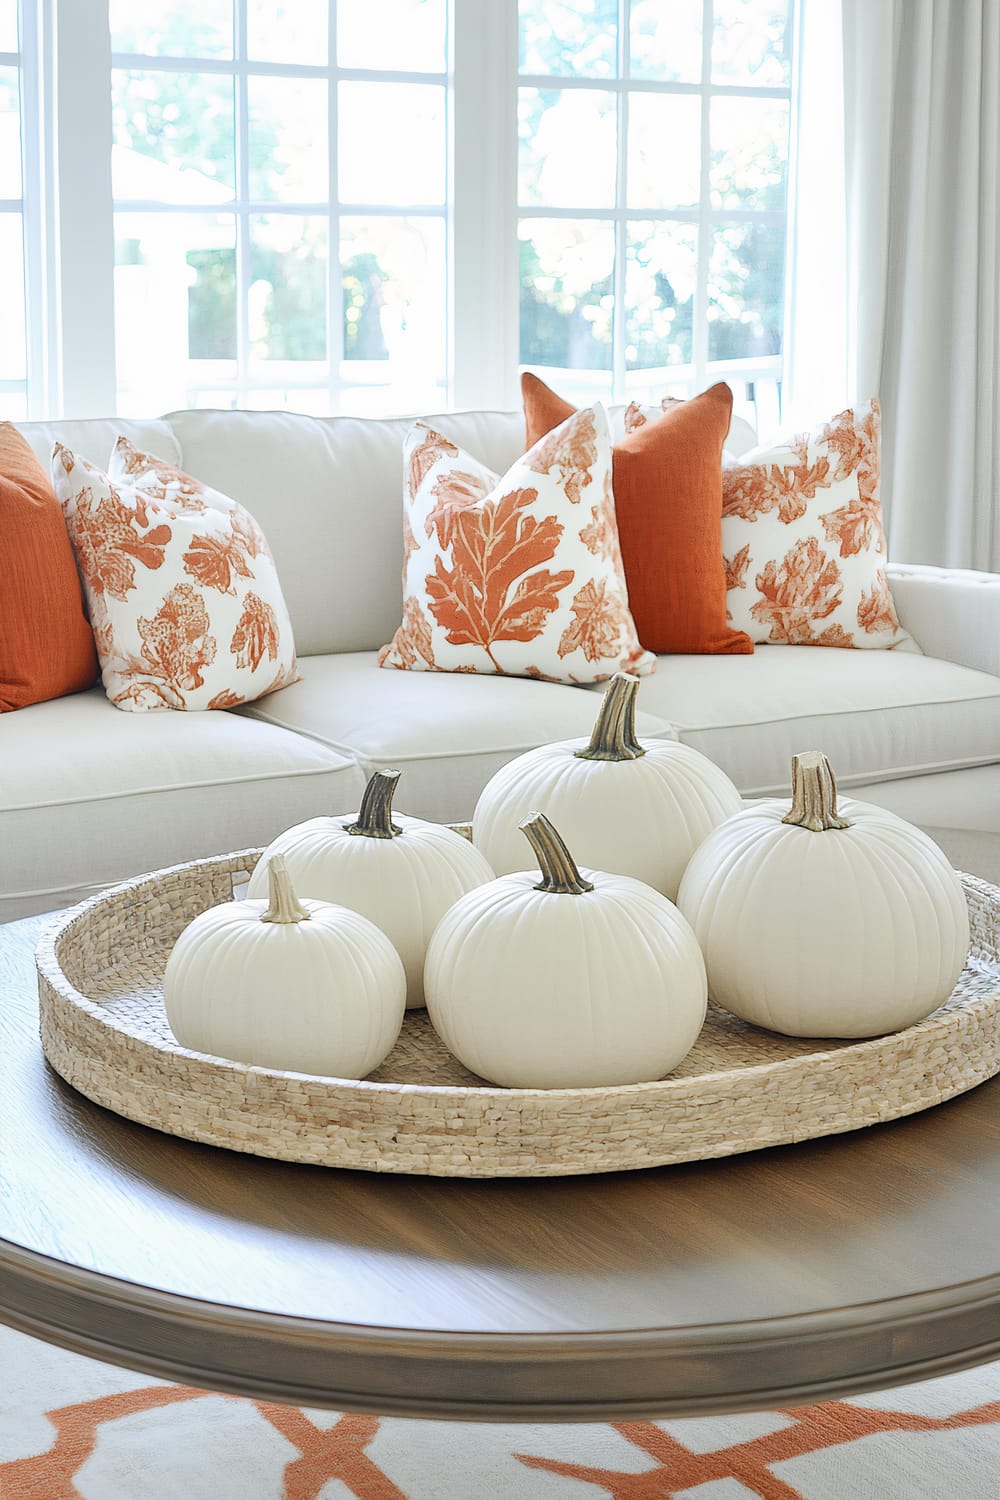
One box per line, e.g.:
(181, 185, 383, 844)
(720, 399, 908, 649)
(379, 404, 655, 683)
(51, 438, 300, 711)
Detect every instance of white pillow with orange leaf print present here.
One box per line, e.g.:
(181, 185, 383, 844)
(379, 403, 655, 683)
(719, 399, 908, 649)
(51, 437, 300, 712)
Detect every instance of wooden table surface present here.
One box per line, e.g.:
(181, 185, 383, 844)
(2, 911, 1000, 1421)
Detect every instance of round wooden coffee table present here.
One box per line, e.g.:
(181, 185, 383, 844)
(2, 912, 1000, 1421)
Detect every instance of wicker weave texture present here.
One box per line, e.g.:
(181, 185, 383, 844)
(35, 849, 1000, 1178)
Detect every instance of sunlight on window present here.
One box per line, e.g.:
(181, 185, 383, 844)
(337, 0, 446, 74)
(338, 83, 445, 206)
(0, 1, 17, 51)
(0, 214, 25, 383)
(110, 0, 232, 58)
(247, 76, 328, 203)
(519, 89, 617, 209)
(246, 0, 327, 66)
(0, 65, 21, 197)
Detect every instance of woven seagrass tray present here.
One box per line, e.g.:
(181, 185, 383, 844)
(35, 847, 1000, 1178)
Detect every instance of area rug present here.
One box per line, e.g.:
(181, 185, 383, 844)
(2, 1325, 1000, 1498)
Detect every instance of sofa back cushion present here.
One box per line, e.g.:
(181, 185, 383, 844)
(165, 409, 526, 655)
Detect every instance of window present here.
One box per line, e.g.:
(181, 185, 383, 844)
(7, 0, 793, 423)
(109, 0, 448, 416)
(518, 0, 792, 426)
(0, 0, 26, 419)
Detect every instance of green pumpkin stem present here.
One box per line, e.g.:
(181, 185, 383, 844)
(344, 768, 402, 839)
(520, 812, 595, 895)
(782, 751, 852, 832)
(260, 856, 310, 924)
(574, 672, 645, 762)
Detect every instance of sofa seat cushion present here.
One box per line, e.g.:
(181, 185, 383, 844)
(237, 652, 676, 824)
(0, 688, 365, 921)
(635, 647, 1000, 795)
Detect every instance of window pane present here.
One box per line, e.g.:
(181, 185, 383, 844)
(519, 0, 617, 79)
(630, 0, 702, 84)
(113, 71, 235, 197)
(249, 214, 328, 364)
(341, 216, 446, 393)
(247, 0, 327, 65)
(627, 92, 700, 210)
(339, 83, 445, 205)
(712, 0, 791, 86)
(0, 2, 17, 51)
(0, 66, 20, 196)
(519, 88, 617, 209)
(115, 213, 237, 412)
(110, 0, 233, 58)
(708, 223, 785, 361)
(248, 77, 327, 203)
(0, 213, 25, 380)
(519, 218, 614, 370)
(710, 96, 789, 210)
(626, 222, 696, 370)
(338, 0, 446, 73)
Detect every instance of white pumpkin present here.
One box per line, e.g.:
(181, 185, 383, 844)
(676, 750, 970, 1039)
(472, 673, 742, 899)
(164, 856, 405, 1078)
(245, 768, 495, 1009)
(425, 811, 707, 1089)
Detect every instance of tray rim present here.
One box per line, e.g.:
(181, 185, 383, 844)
(34, 847, 1000, 1176)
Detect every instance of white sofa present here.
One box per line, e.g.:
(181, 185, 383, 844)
(4, 406, 1000, 924)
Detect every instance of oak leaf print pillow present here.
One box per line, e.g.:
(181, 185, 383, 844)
(379, 405, 654, 683)
(720, 399, 908, 649)
(52, 438, 300, 712)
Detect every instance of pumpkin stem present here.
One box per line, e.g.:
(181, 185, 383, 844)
(260, 856, 311, 924)
(520, 811, 595, 895)
(344, 768, 402, 839)
(574, 673, 646, 762)
(781, 751, 852, 832)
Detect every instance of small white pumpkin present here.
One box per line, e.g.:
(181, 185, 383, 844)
(676, 750, 970, 1039)
(425, 811, 707, 1089)
(245, 768, 495, 1009)
(472, 673, 743, 899)
(164, 856, 405, 1078)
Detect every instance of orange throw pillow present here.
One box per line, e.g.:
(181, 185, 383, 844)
(522, 374, 752, 655)
(0, 423, 97, 711)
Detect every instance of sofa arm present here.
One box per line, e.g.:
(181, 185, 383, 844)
(887, 563, 1000, 679)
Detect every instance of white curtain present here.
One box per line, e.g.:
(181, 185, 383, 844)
(839, 0, 1000, 570)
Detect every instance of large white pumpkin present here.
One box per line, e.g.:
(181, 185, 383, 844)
(472, 673, 742, 898)
(164, 856, 406, 1078)
(425, 811, 707, 1089)
(676, 751, 970, 1038)
(245, 768, 494, 1009)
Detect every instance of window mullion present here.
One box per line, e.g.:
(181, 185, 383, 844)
(451, 0, 518, 410)
(612, 0, 629, 395)
(235, 0, 250, 403)
(692, 0, 714, 396)
(328, 0, 342, 414)
(51, 0, 115, 415)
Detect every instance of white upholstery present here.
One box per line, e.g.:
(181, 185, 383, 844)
(6, 404, 1000, 917)
(848, 766, 1000, 883)
(886, 562, 1000, 679)
(16, 417, 181, 474)
(237, 652, 676, 824)
(165, 408, 526, 657)
(0, 688, 365, 921)
(638, 647, 1000, 796)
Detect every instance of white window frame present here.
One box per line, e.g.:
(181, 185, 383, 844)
(17, 0, 793, 421)
(513, 0, 793, 422)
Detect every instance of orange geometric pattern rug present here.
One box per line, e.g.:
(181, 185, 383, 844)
(1, 1325, 999, 1498)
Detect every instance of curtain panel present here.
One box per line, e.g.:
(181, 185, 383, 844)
(841, 0, 1000, 571)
